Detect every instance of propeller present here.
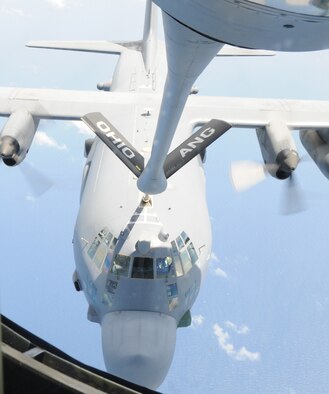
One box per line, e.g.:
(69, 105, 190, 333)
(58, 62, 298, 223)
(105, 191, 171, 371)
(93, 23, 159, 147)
(230, 160, 274, 192)
(230, 160, 307, 215)
(280, 173, 306, 215)
(19, 161, 54, 198)
(0, 134, 53, 198)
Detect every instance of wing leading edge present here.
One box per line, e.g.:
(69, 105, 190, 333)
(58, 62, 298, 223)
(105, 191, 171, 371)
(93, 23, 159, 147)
(184, 96, 329, 130)
(1, 87, 329, 130)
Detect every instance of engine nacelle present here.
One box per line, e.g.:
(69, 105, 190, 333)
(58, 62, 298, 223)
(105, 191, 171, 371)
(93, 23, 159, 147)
(256, 120, 299, 179)
(97, 81, 112, 91)
(0, 109, 39, 166)
(316, 129, 329, 145)
(300, 129, 329, 179)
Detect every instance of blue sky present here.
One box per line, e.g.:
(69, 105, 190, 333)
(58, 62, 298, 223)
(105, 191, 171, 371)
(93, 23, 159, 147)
(1, 1, 329, 393)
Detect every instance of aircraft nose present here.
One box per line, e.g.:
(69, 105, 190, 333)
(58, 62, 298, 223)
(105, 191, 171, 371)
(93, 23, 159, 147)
(101, 311, 177, 390)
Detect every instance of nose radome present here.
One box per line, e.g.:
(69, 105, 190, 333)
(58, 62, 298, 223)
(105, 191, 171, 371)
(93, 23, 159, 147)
(101, 311, 177, 390)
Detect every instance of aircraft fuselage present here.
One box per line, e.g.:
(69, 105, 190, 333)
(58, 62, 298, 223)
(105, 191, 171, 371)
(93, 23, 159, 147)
(73, 42, 212, 388)
(154, 0, 329, 51)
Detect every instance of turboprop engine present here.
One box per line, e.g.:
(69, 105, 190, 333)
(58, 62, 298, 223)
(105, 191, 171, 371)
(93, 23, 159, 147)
(300, 129, 329, 179)
(230, 120, 301, 196)
(230, 120, 304, 214)
(0, 109, 39, 166)
(256, 120, 299, 179)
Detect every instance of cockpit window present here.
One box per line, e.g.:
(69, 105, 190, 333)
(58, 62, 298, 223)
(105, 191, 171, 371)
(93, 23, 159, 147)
(171, 241, 184, 277)
(87, 227, 118, 272)
(156, 257, 174, 279)
(103, 230, 198, 281)
(176, 235, 184, 250)
(181, 231, 190, 245)
(88, 238, 101, 260)
(172, 232, 199, 275)
(132, 257, 154, 279)
(110, 237, 117, 249)
(104, 231, 113, 246)
(98, 228, 108, 239)
(110, 254, 131, 277)
(187, 243, 198, 264)
(180, 249, 192, 273)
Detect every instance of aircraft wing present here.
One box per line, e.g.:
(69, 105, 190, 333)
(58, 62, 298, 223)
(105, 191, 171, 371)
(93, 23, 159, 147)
(185, 96, 329, 130)
(1, 87, 329, 131)
(0, 88, 158, 120)
(26, 40, 143, 54)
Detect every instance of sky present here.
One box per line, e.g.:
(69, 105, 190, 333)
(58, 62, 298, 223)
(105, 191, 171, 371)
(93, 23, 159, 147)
(1, 1, 329, 393)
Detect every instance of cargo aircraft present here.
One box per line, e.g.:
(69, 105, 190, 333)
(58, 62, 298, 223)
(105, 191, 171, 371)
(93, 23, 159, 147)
(1, 0, 329, 389)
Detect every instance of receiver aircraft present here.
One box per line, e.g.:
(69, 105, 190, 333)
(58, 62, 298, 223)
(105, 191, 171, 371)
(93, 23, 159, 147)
(2, 0, 329, 389)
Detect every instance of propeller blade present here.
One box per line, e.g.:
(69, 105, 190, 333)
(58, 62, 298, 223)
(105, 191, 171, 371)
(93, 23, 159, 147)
(280, 174, 307, 215)
(230, 161, 267, 192)
(19, 161, 54, 197)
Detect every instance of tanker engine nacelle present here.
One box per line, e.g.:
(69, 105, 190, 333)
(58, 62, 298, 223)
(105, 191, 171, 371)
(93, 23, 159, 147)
(300, 129, 329, 179)
(256, 120, 299, 179)
(0, 109, 39, 166)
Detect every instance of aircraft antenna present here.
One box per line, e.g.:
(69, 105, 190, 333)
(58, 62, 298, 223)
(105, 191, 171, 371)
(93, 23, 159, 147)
(142, 0, 158, 74)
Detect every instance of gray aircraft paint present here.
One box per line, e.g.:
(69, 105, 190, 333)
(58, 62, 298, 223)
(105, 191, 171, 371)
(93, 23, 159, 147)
(1, 0, 329, 390)
(153, 0, 329, 51)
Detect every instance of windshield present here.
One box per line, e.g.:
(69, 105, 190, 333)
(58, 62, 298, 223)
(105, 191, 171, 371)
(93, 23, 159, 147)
(103, 232, 199, 280)
(132, 257, 154, 279)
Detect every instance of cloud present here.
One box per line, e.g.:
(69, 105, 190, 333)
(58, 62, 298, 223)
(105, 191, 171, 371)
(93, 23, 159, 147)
(35, 132, 67, 150)
(234, 346, 260, 362)
(211, 252, 219, 262)
(192, 315, 205, 328)
(225, 320, 250, 335)
(46, 0, 82, 9)
(214, 267, 228, 278)
(210, 252, 228, 278)
(213, 324, 235, 357)
(71, 120, 94, 136)
(213, 324, 260, 362)
(0, 6, 27, 16)
(25, 195, 36, 203)
(46, 0, 66, 8)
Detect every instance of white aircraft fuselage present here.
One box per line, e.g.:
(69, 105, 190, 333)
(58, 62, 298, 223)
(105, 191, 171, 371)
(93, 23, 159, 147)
(2, 0, 329, 391)
(71, 1, 329, 389)
(73, 35, 212, 388)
